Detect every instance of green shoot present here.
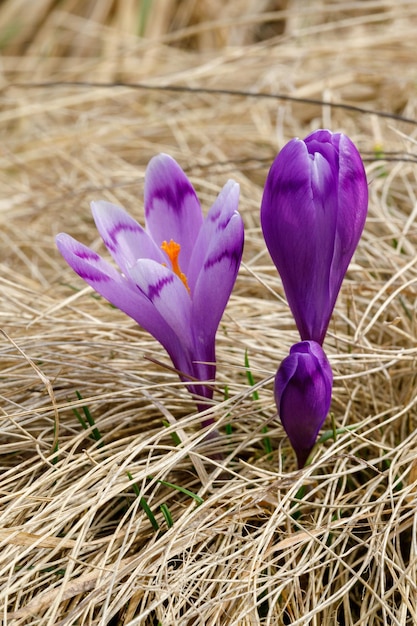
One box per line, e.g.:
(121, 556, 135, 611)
(303, 421, 363, 467)
(150, 477, 204, 506)
(373, 144, 387, 178)
(290, 485, 306, 521)
(73, 391, 104, 448)
(126, 471, 160, 531)
(261, 426, 273, 457)
(316, 422, 360, 446)
(162, 420, 182, 446)
(331, 412, 337, 443)
(160, 503, 174, 528)
(244, 349, 259, 401)
(138, 0, 153, 37)
(224, 385, 233, 435)
(126, 472, 203, 533)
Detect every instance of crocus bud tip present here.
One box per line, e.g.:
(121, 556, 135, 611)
(275, 341, 333, 468)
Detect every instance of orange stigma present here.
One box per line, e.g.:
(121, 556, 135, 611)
(161, 239, 190, 294)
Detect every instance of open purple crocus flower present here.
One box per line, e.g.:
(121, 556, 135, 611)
(275, 341, 333, 468)
(261, 129, 368, 345)
(56, 154, 244, 422)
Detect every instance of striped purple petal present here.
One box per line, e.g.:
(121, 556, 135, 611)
(187, 180, 240, 293)
(192, 211, 244, 349)
(91, 201, 165, 276)
(56, 233, 181, 359)
(144, 154, 203, 272)
(127, 259, 193, 354)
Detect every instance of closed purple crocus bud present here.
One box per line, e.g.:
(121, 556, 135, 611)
(56, 154, 244, 420)
(275, 341, 333, 468)
(261, 129, 368, 345)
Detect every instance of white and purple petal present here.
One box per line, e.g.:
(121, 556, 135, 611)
(192, 211, 244, 349)
(187, 180, 240, 293)
(91, 201, 165, 276)
(144, 154, 203, 272)
(56, 232, 132, 302)
(56, 233, 184, 365)
(128, 259, 194, 354)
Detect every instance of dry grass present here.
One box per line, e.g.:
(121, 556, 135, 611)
(1, 0, 417, 624)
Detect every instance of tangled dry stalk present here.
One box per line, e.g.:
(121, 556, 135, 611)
(1, 1, 417, 624)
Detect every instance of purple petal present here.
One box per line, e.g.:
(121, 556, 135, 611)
(186, 190, 243, 394)
(187, 180, 240, 293)
(261, 138, 337, 343)
(127, 259, 211, 395)
(305, 130, 368, 327)
(56, 232, 132, 296)
(275, 341, 333, 468)
(330, 133, 368, 293)
(304, 129, 339, 170)
(56, 233, 185, 364)
(144, 154, 203, 272)
(127, 259, 194, 354)
(91, 201, 165, 276)
(192, 211, 244, 352)
(261, 130, 367, 344)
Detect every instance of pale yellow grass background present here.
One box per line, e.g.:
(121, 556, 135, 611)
(1, 1, 417, 624)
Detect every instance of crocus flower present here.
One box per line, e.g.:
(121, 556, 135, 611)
(261, 129, 368, 345)
(56, 154, 244, 419)
(275, 341, 333, 468)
